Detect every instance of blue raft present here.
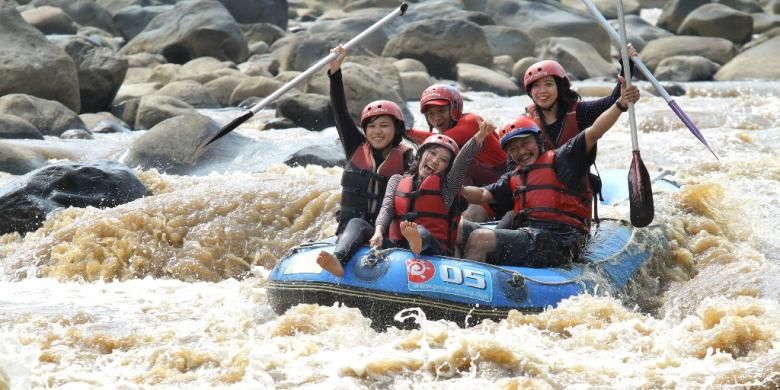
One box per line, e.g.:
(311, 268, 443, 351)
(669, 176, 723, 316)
(267, 170, 678, 328)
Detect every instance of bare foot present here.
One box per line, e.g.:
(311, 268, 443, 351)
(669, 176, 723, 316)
(316, 251, 344, 277)
(400, 221, 422, 255)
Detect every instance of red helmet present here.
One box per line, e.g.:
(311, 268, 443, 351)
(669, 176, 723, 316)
(420, 84, 463, 121)
(420, 133, 459, 156)
(499, 116, 541, 149)
(523, 60, 568, 91)
(360, 100, 405, 128)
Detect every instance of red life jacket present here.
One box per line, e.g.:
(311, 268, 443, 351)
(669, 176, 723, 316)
(388, 174, 461, 254)
(526, 102, 579, 150)
(509, 151, 592, 233)
(338, 143, 411, 231)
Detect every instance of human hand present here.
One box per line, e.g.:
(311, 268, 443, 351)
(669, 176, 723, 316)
(618, 76, 640, 107)
(627, 43, 638, 58)
(369, 229, 383, 249)
(475, 118, 495, 145)
(329, 45, 347, 73)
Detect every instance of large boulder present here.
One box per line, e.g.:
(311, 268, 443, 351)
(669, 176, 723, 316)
(383, 18, 493, 79)
(134, 95, 199, 130)
(561, 0, 641, 19)
(486, 0, 612, 61)
(275, 93, 334, 131)
(0, 3, 80, 112)
(482, 25, 534, 60)
(307, 17, 391, 55)
(0, 94, 86, 136)
(120, 0, 248, 64)
(31, 0, 119, 35)
(679, 3, 754, 44)
(657, 0, 710, 34)
(154, 80, 221, 109)
(0, 114, 44, 140)
(639, 36, 738, 72)
(0, 161, 148, 235)
(608, 15, 674, 52)
(21, 5, 77, 34)
(0, 143, 49, 175)
(54, 36, 129, 113)
(218, 0, 288, 28)
(534, 37, 616, 81)
(112, 5, 173, 41)
(715, 36, 780, 80)
(124, 113, 250, 173)
(456, 63, 520, 96)
(655, 55, 721, 81)
(284, 143, 346, 168)
(240, 22, 286, 46)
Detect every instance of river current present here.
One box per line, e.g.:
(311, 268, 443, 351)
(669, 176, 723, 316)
(1, 80, 779, 389)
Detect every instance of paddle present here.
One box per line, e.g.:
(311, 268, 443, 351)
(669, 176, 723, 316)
(195, 2, 409, 153)
(616, 0, 653, 227)
(581, 0, 718, 159)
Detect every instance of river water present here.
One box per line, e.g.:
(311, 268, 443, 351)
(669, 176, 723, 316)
(1, 80, 779, 389)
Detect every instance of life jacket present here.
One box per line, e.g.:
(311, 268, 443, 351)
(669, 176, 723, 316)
(526, 102, 579, 150)
(338, 143, 411, 230)
(509, 151, 592, 233)
(388, 174, 462, 254)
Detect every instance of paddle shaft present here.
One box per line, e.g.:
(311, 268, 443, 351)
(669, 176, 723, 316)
(202, 2, 409, 147)
(615, 0, 638, 152)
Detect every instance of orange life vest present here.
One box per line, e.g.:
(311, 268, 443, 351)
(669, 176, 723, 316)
(526, 102, 580, 150)
(388, 174, 461, 254)
(509, 151, 592, 233)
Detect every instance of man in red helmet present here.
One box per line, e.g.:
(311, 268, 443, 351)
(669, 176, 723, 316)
(459, 77, 639, 267)
(406, 84, 507, 188)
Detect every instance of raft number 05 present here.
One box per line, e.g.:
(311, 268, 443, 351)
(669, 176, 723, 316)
(440, 265, 487, 289)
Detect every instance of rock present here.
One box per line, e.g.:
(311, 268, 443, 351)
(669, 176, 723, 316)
(399, 71, 435, 101)
(608, 15, 673, 52)
(493, 55, 514, 76)
(715, 35, 780, 80)
(248, 41, 269, 56)
(229, 76, 287, 107)
(238, 53, 280, 77)
(456, 63, 520, 96)
(124, 113, 250, 173)
(751, 12, 780, 34)
(0, 3, 80, 112)
(0, 94, 86, 136)
(21, 5, 77, 34)
(0, 114, 44, 140)
(716, 0, 764, 13)
(487, 1, 612, 61)
(0, 161, 147, 235)
(640, 36, 738, 71)
(393, 58, 428, 73)
(60, 129, 94, 139)
(203, 75, 248, 107)
(383, 18, 493, 79)
(657, 0, 710, 34)
(54, 36, 129, 113)
(263, 117, 297, 130)
(561, 0, 641, 19)
(655, 55, 721, 81)
(482, 25, 534, 60)
(134, 95, 198, 130)
(174, 57, 239, 84)
(284, 143, 346, 168)
(110, 97, 140, 128)
(275, 93, 334, 131)
(154, 80, 221, 109)
(307, 16, 392, 55)
(114, 82, 163, 104)
(512, 57, 540, 93)
(0, 142, 48, 175)
(124, 53, 167, 68)
(240, 22, 286, 46)
(79, 112, 129, 131)
(89, 119, 132, 134)
(218, 0, 288, 28)
(113, 5, 174, 41)
(534, 37, 617, 81)
(679, 3, 754, 44)
(30, 0, 119, 35)
(119, 0, 248, 64)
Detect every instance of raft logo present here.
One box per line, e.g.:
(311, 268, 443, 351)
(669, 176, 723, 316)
(406, 259, 435, 283)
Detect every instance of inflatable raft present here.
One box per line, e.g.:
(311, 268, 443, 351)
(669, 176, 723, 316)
(267, 170, 678, 328)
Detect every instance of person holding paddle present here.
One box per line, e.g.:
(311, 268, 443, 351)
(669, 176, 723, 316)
(458, 76, 640, 266)
(316, 45, 414, 277)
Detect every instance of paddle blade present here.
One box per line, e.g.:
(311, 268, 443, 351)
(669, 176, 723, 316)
(203, 110, 254, 148)
(668, 99, 718, 159)
(628, 150, 654, 227)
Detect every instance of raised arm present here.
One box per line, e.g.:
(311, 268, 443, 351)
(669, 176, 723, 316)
(328, 45, 364, 158)
(442, 119, 493, 206)
(584, 75, 640, 153)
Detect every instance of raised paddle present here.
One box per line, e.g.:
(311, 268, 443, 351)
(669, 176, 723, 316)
(616, 0, 653, 227)
(581, 0, 718, 159)
(195, 2, 409, 153)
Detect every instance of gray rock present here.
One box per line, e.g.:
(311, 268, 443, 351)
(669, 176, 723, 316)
(393, 58, 428, 73)
(561, 0, 641, 19)
(154, 80, 221, 109)
(640, 36, 738, 71)
(383, 18, 492, 79)
(113, 5, 173, 41)
(60, 129, 94, 139)
(276, 93, 334, 131)
(0, 142, 48, 175)
(175, 57, 239, 84)
(307, 16, 392, 55)
(284, 143, 346, 168)
(482, 25, 534, 60)
(0, 94, 86, 136)
(31, 0, 119, 35)
(493, 55, 515, 76)
(0, 160, 147, 235)
(399, 71, 434, 101)
(204, 75, 248, 107)
(0, 3, 80, 112)
(0, 114, 44, 140)
(679, 3, 753, 44)
(114, 82, 163, 104)
(715, 35, 780, 80)
(752, 12, 780, 34)
(457, 63, 520, 96)
(263, 117, 297, 130)
(240, 22, 286, 46)
(229, 76, 287, 107)
(716, 0, 764, 13)
(608, 15, 674, 52)
(655, 56, 721, 81)
(110, 97, 140, 128)
(134, 95, 198, 130)
(21, 5, 77, 34)
(534, 37, 617, 81)
(219, 0, 288, 28)
(55, 36, 129, 113)
(79, 112, 128, 130)
(119, 0, 248, 64)
(657, 0, 710, 34)
(123, 52, 167, 68)
(512, 57, 541, 94)
(89, 118, 132, 134)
